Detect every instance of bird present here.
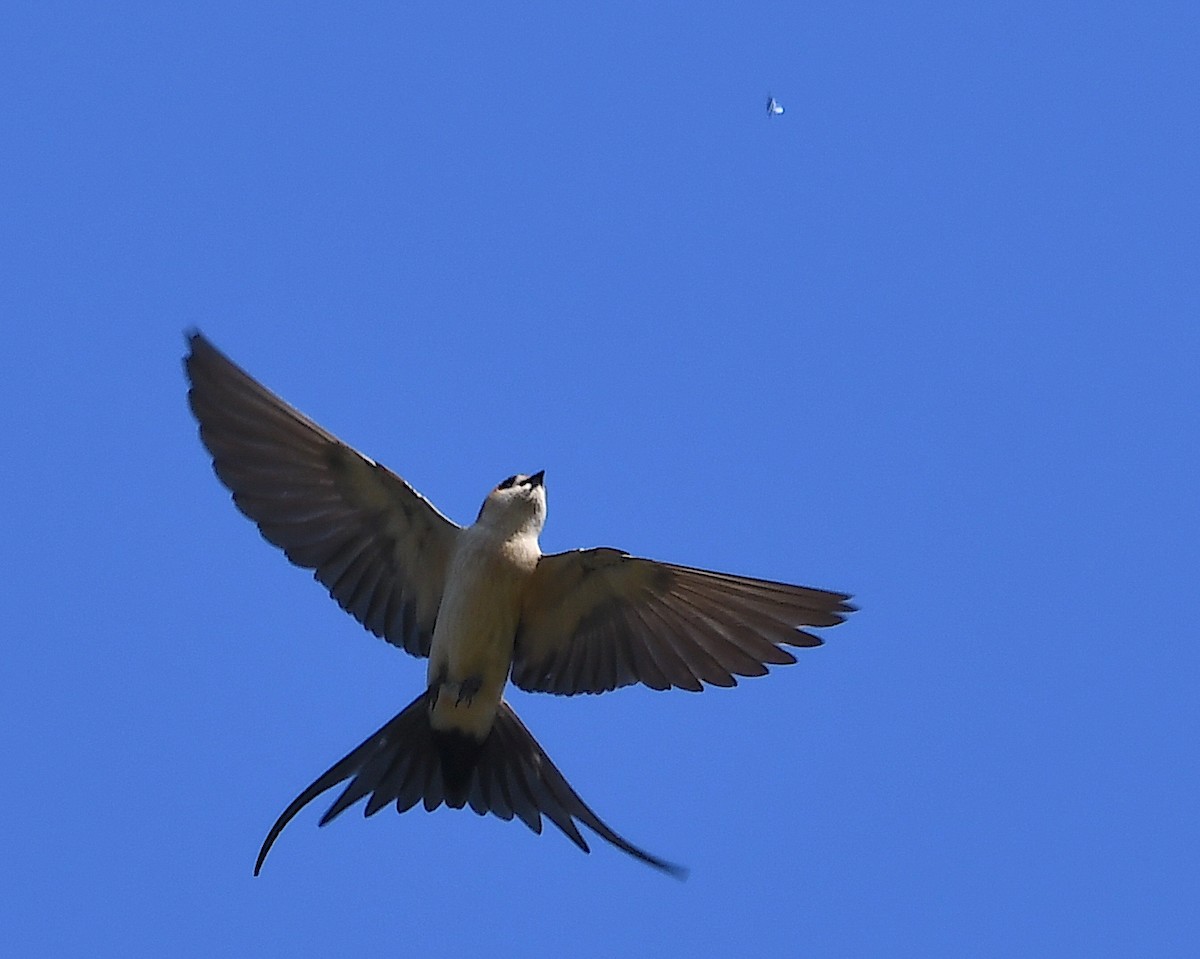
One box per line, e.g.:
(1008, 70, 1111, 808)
(183, 331, 855, 878)
(767, 95, 785, 117)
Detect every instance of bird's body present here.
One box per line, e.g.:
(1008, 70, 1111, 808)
(184, 332, 855, 878)
(428, 497, 542, 740)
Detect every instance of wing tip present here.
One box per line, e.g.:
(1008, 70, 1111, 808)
(182, 328, 215, 366)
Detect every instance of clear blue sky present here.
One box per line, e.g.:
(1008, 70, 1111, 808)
(3, 2, 1196, 955)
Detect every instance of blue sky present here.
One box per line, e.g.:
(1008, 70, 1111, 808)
(3, 2, 1197, 955)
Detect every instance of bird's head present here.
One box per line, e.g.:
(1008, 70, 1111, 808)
(475, 470, 547, 536)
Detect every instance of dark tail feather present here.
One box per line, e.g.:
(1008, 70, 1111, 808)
(483, 702, 689, 879)
(253, 691, 687, 879)
(253, 692, 431, 876)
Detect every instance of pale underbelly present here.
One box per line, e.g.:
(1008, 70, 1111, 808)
(426, 564, 524, 740)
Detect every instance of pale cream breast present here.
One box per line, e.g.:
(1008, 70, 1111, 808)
(427, 526, 540, 738)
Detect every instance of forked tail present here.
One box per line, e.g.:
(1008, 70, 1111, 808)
(254, 690, 687, 879)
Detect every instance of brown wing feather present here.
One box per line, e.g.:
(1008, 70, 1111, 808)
(513, 548, 855, 695)
(184, 332, 459, 657)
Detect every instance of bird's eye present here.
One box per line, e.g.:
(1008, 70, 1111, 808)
(497, 475, 519, 490)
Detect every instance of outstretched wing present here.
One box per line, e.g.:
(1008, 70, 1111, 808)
(184, 332, 459, 657)
(512, 548, 854, 695)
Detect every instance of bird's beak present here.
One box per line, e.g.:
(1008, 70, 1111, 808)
(528, 470, 545, 488)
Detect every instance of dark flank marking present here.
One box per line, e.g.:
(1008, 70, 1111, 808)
(427, 669, 447, 710)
